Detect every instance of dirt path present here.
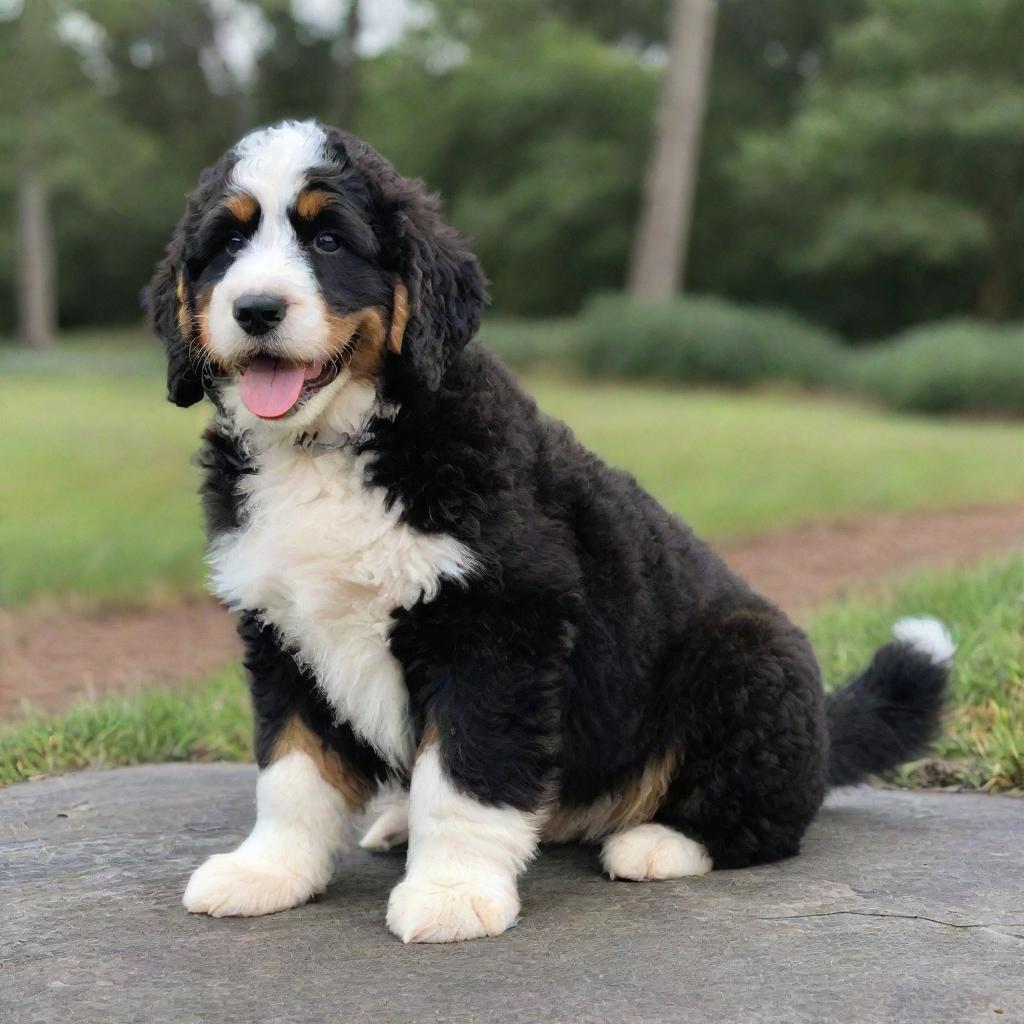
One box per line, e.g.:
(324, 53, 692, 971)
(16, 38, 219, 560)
(3, 502, 1023, 719)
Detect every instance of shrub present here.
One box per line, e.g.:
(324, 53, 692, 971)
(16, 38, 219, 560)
(850, 320, 1024, 415)
(478, 317, 582, 371)
(576, 293, 846, 388)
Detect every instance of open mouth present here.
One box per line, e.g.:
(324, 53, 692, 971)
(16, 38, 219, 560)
(236, 335, 358, 420)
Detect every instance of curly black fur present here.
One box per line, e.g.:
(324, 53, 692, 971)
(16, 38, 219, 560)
(825, 643, 948, 787)
(149, 122, 950, 872)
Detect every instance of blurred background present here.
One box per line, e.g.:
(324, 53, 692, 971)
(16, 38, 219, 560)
(1, 0, 1022, 792)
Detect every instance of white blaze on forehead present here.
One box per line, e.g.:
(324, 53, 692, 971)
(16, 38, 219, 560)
(205, 120, 331, 369)
(231, 119, 327, 216)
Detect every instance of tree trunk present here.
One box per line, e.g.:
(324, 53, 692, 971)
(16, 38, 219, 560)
(16, 164, 57, 350)
(628, 0, 717, 302)
(978, 224, 1012, 321)
(333, 0, 361, 129)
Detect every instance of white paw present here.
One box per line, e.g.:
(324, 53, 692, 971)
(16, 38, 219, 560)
(386, 876, 520, 943)
(359, 800, 409, 852)
(601, 823, 712, 881)
(183, 852, 317, 917)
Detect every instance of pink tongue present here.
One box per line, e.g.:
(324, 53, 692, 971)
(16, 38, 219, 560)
(238, 357, 322, 419)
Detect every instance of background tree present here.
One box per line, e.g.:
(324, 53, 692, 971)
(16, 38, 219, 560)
(362, 0, 657, 313)
(735, 0, 1024, 327)
(0, 0, 164, 341)
(3, 0, 1017, 340)
(628, 0, 717, 300)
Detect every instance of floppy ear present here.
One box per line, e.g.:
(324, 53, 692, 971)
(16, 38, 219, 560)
(144, 223, 205, 408)
(321, 129, 487, 391)
(391, 193, 488, 391)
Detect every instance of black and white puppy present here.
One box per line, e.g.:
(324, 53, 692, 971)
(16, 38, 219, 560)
(147, 120, 953, 943)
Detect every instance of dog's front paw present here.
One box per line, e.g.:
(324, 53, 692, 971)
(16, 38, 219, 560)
(386, 876, 520, 943)
(183, 852, 316, 918)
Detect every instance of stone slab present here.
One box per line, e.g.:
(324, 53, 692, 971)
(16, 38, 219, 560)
(2, 764, 1022, 1024)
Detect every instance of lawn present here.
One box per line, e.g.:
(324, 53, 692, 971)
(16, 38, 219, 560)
(4, 555, 1022, 791)
(5, 327, 1024, 607)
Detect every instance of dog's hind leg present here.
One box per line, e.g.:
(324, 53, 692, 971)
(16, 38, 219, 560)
(359, 783, 410, 852)
(649, 604, 829, 871)
(601, 823, 712, 881)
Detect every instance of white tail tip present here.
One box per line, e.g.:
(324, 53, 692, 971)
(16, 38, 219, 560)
(892, 616, 956, 666)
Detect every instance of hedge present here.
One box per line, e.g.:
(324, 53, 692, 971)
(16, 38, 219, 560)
(848, 320, 1024, 415)
(477, 296, 1024, 417)
(575, 293, 846, 388)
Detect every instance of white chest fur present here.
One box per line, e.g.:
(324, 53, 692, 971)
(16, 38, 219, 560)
(208, 436, 477, 768)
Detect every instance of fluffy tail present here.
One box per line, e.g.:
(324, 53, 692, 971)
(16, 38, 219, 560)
(826, 617, 954, 787)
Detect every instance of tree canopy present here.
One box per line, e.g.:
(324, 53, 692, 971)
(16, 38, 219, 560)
(735, 0, 1024, 326)
(1, 0, 1019, 339)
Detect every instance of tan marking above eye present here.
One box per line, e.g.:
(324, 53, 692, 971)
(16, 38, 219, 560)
(225, 192, 258, 224)
(295, 188, 332, 220)
(325, 307, 389, 382)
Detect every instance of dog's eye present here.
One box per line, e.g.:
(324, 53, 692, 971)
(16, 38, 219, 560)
(226, 232, 246, 257)
(314, 231, 342, 254)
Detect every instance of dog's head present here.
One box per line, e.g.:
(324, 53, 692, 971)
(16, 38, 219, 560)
(146, 120, 486, 429)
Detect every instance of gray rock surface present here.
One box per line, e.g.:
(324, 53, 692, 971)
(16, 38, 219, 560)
(2, 763, 1022, 1024)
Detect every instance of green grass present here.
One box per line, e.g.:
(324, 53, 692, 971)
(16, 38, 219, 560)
(0, 370, 209, 605)
(810, 557, 1024, 793)
(528, 380, 1024, 539)
(0, 667, 252, 784)
(5, 327, 1024, 605)
(4, 556, 1022, 790)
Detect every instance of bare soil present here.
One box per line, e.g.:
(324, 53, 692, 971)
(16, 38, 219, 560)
(3, 502, 1023, 719)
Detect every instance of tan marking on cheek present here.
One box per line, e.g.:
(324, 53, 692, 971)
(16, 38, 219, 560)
(543, 750, 679, 843)
(193, 286, 214, 353)
(295, 188, 332, 220)
(225, 192, 258, 224)
(176, 303, 191, 339)
(272, 716, 374, 812)
(175, 273, 193, 339)
(389, 281, 410, 356)
(347, 309, 389, 382)
(323, 307, 389, 382)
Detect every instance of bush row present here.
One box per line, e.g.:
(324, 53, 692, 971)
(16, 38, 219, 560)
(483, 295, 1024, 416)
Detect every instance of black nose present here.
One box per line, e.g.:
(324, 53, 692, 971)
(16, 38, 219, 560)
(233, 294, 286, 335)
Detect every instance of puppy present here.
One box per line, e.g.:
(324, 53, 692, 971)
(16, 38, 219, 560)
(146, 120, 952, 943)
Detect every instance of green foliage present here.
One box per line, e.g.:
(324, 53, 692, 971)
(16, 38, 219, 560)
(0, 0, 893, 334)
(360, 17, 657, 314)
(850, 320, 1024, 415)
(0, 668, 252, 785)
(564, 293, 1024, 417)
(575, 293, 845, 386)
(478, 317, 581, 370)
(735, 0, 1024, 326)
